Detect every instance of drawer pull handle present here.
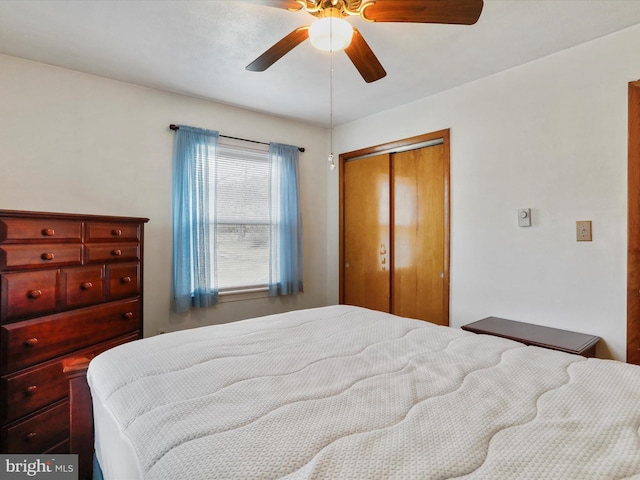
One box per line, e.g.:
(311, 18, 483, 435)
(41, 252, 55, 261)
(28, 289, 42, 299)
(25, 338, 38, 347)
(81, 282, 93, 290)
(26, 432, 37, 441)
(122, 312, 134, 320)
(112, 249, 122, 256)
(41, 228, 55, 237)
(121, 276, 132, 284)
(26, 385, 38, 395)
(112, 229, 123, 236)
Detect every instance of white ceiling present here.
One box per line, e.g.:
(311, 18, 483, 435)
(2, 1, 640, 127)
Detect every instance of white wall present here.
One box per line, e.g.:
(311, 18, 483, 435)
(3, 23, 638, 361)
(0, 54, 329, 337)
(329, 25, 640, 361)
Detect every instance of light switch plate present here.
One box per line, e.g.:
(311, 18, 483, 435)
(518, 208, 531, 227)
(576, 220, 592, 241)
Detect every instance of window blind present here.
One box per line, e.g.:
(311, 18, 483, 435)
(213, 142, 272, 290)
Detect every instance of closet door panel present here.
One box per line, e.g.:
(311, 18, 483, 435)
(392, 144, 446, 324)
(343, 154, 391, 312)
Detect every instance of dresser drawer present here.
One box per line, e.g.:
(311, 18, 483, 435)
(1, 244, 82, 270)
(85, 222, 140, 242)
(1, 332, 140, 423)
(0, 218, 82, 243)
(61, 266, 105, 308)
(1, 270, 58, 322)
(85, 243, 139, 263)
(1, 399, 69, 453)
(1, 359, 68, 425)
(1, 298, 141, 374)
(108, 263, 140, 300)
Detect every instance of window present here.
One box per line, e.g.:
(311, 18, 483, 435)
(215, 141, 271, 292)
(172, 125, 303, 313)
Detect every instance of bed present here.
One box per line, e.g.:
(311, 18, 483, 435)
(84, 305, 640, 479)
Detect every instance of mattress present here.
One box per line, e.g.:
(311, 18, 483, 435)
(87, 305, 640, 479)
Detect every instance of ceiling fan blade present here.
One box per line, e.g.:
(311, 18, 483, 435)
(246, 26, 310, 72)
(362, 0, 483, 25)
(239, 0, 303, 11)
(344, 29, 387, 83)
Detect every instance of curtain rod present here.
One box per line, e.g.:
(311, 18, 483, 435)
(169, 124, 305, 153)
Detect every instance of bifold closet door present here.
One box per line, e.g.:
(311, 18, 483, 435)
(343, 153, 391, 312)
(392, 144, 446, 325)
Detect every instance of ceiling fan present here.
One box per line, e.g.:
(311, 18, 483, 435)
(245, 0, 484, 83)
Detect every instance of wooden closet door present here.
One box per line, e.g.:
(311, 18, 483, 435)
(392, 144, 446, 324)
(343, 154, 391, 312)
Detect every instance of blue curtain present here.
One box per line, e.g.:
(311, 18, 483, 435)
(172, 125, 219, 313)
(268, 143, 304, 296)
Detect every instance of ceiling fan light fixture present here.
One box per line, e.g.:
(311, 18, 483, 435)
(308, 17, 353, 52)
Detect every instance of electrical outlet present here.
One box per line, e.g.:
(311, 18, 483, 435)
(576, 221, 592, 241)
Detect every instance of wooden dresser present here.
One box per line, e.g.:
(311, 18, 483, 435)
(0, 209, 148, 454)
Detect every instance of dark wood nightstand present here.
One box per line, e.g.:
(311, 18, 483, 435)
(461, 317, 600, 357)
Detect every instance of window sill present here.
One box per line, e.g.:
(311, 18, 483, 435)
(218, 286, 269, 303)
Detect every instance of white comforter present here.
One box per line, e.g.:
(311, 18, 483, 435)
(88, 305, 640, 479)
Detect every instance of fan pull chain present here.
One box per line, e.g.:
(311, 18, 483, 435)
(328, 17, 336, 171)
